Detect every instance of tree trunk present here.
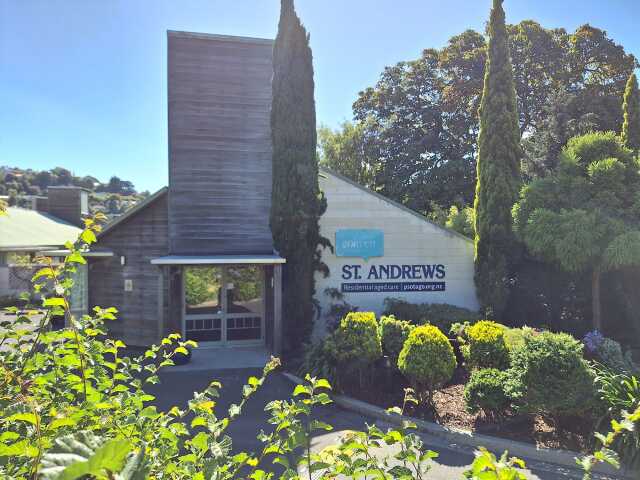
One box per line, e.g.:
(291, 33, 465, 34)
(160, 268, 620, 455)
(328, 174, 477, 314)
(592, 268, 602, 331)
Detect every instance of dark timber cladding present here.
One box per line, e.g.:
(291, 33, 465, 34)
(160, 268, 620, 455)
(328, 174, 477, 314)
(168, 31, 275, 255)
(89, 191, 170, 346)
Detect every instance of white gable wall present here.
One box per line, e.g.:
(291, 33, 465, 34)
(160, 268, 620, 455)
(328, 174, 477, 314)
(313, 171, 479, 337)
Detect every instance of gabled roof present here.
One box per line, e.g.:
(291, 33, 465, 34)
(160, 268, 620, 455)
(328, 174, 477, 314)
(319, 167, 474, 244)
(0, 208, 81, 252)
(96, 172, 472, 245)
(98, 187, 168, 238)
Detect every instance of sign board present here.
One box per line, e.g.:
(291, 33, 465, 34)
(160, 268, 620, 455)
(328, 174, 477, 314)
(335, 229, 384, 260)
(340, 263, 446, 294)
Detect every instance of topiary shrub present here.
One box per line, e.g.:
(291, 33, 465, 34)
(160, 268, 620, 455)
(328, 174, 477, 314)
(503, 326, 532, 352)
(382, 298, 480, 332)
(397, 324, 456, 406)
(464, 368, 511, 417)
(379, 315, 414, 364)
(326, 312, 382, 387)
(505, 331, 597, 419)
(461, 320, 510, 370)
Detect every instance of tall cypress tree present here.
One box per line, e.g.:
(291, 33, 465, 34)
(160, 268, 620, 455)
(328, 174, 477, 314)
(622, 73, 640, 154)
(271, 0, 328, 350)
(473, 0, 522, 319)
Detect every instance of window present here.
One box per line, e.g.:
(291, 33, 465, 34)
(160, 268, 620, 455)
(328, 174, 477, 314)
(183, 265, 264, 344)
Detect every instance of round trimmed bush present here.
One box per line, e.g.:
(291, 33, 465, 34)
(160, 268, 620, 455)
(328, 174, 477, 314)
(379, 315, 414, 364)
(329, 311, 382, 369)
(398, 325, 456, 404)
(464, 368, 511, 416)
(505, 331, 597, 419)
(462, 320, 509, 370)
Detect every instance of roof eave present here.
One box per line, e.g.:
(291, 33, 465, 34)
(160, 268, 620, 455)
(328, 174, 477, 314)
(98, 187, 168, 238)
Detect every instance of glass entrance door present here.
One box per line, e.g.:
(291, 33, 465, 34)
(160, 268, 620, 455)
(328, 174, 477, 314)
(183, 265, 264, 346)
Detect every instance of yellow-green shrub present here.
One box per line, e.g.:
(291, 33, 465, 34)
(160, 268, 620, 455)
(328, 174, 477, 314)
(503, 326, 532, 351)
(329, 311, 382, 368)
(462, 320, 509, 370)
(398, 325, 456, 404)
(379, 315, 414, 364)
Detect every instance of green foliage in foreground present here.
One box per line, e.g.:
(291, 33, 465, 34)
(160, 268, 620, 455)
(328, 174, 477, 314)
(0, 216, 637, 478)
(592, 365, 640, 470)
(0, 218, 539, 480)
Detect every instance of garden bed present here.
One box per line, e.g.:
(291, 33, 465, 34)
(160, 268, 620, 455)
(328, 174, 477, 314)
(336, 367, 593, 453)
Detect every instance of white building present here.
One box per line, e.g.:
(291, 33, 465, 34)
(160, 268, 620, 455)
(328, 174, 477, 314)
(314, 168, 479, 336)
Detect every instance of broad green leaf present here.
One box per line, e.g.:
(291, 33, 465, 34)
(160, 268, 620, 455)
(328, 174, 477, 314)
(81, 229, 97, 245)
(190, 432, 209, 453)
(315, 378, 332, 390)
(40, 431, 131, 480)
(43, 297, 66, 307)
(293, 384, 310, 397)
(32, 267, 55, 281)
(66, 251, 86, 265)
(9, 412, 38, 425)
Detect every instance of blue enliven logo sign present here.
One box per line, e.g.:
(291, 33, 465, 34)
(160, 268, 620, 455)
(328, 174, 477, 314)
(335, 229, 384, 260)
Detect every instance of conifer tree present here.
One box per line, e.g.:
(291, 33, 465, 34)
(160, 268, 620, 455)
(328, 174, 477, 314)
(271, 0, 328, 350)
(622, 73, 640, 154)
(473, 0, 522, 319)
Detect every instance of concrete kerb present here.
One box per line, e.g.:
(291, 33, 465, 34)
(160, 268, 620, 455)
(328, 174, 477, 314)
(281, 372, 631, 479)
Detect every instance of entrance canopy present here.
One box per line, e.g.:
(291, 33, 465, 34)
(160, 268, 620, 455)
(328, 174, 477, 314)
(151, 254, 285, 266)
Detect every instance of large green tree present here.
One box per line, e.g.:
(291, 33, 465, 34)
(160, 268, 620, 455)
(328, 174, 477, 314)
(513, 132, 640, 330)
(473, 0, 522, 319)
(622, 73, 640, 153)
(318, 121, 374, 187)
(325, 22, 636, 214)
(271, 0, 328, 350)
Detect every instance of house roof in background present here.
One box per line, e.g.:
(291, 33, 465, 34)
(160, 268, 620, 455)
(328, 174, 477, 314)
(0, 208, 81, 251)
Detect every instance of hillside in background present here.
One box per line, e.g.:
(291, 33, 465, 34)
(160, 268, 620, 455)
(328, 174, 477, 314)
(0, 166, 149, 219)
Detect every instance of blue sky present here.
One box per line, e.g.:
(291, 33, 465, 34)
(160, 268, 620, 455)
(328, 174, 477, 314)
(1, 0, 639, 193)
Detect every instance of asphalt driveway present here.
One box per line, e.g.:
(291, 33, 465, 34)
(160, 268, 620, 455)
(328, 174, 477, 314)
(148, 367, 619, 479)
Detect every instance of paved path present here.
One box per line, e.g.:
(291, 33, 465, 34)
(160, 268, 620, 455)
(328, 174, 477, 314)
(150, 368, 619, 480)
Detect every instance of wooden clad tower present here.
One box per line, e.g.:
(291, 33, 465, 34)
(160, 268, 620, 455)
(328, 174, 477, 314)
(167, 31, 275, 255)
